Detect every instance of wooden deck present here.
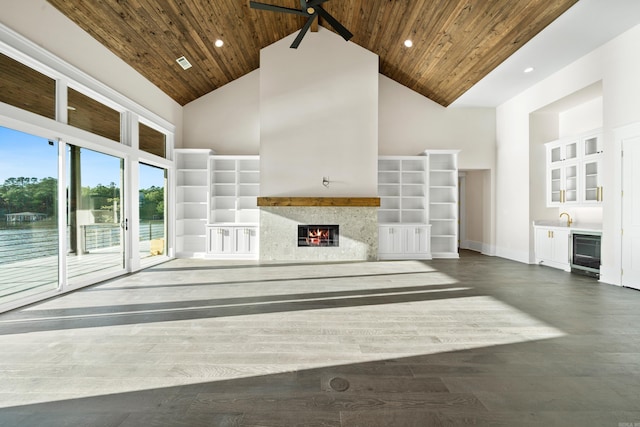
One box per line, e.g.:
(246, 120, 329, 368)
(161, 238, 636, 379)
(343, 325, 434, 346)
(0, 242, 156, 305)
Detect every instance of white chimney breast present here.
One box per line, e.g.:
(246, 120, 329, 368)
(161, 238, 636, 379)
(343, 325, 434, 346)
(259, 27, 379, 197)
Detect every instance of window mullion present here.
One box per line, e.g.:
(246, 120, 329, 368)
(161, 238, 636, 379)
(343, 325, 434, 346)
(55, 79, 68, 124)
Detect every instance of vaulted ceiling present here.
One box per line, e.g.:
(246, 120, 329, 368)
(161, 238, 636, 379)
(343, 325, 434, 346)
(46, 0, 578, 107)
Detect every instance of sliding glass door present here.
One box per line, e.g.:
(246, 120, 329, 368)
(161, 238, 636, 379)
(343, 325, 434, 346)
(0, 126, 59, 304)
(0, 124, 173, 311)
(66, 145, 126, 286)
(138, 163, 166, 264)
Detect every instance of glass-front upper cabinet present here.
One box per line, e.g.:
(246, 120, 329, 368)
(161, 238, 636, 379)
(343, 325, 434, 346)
(583, 133, 603, 158)
(582, 158, 603, 204)
(549, 139, 578, 164)
(545, 129, 603, 207)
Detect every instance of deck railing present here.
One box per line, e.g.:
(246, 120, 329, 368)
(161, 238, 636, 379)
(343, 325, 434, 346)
(0, 221, 164, 265)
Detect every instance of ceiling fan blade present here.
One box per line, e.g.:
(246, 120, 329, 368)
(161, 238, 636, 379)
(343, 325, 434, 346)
(300, 0, 306, 10)
(290, 15, 315, 49)
(250, 1, 308, 17)
(308, 0, 329, 7)
(316, 6, 353, 42)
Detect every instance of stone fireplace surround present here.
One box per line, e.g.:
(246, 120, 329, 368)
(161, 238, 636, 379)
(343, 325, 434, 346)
(258, 197, 379, 262)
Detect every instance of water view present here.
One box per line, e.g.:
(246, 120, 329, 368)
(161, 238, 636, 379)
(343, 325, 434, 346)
(0, 126, 166, 307)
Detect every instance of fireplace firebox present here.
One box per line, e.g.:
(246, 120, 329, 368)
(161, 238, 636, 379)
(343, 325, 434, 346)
(298, 225, 339, 247)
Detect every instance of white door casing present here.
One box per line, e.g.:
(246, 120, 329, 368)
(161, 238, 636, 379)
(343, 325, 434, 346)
(622, 136, 640, 290)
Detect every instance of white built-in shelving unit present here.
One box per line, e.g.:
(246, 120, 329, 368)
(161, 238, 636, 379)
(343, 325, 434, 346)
(377, 156, 431, 260)
(175, 148, 212, 258)
(208, 155, 260, 259)
(378, 156, 428, 224)
(426, 150, 460, 258)
(209, 156, 260, 224)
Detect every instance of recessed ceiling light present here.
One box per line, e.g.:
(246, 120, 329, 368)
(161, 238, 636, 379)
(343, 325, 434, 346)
(404, 39, 413, 48)
(215, 39, 224, 47)
(524, 67, 535, 73)
(176, 56, 192, 70)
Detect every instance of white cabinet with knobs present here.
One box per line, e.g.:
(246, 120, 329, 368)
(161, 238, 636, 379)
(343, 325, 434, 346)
(207, 225, 259, 259)
(378, 225, 431, 260)
(534, 225, 570, 271)
(546, 129, 603, 207)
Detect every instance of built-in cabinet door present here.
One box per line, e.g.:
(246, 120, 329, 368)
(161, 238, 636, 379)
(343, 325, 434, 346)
(379, 225, 431, 259)
(534, 228, 554, 262)
(549, 140, 578, 164)
(208, 227, 232, 254)
(547, 162, 579, 206)
(583, 133, 603, 158)
(551, 229, 570, 265)
(234, 227, 258, 254)
(582, 158, 603, 204)
(379, 226, 404, 254)
(534, 227, 570, 271)
(406, 226, 429, 254)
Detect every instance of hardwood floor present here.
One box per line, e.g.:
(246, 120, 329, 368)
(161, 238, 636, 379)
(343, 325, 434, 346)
(0, 250, 639, 426)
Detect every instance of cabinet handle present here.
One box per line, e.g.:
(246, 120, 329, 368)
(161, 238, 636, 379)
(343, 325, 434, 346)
(597, 186, 603, 202)
(551, 231, 554, 238)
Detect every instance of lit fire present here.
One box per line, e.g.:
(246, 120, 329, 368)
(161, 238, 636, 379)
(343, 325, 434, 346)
(307, 228, 330, 246)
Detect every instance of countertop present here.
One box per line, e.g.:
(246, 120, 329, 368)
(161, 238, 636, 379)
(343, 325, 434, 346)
(533, 220, 602, 232)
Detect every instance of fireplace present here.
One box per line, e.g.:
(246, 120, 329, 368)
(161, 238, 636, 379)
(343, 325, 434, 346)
(298, 225, 339, 247)
(260, 206, 378, 261)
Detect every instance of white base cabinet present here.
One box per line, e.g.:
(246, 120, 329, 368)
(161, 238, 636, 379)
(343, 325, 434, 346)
(207, 225, 259, 259)
(534, 226, 570, 271)
(378, 225, 431, 260)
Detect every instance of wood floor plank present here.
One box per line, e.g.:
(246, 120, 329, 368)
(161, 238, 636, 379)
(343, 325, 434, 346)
(0, 250, 639, 426)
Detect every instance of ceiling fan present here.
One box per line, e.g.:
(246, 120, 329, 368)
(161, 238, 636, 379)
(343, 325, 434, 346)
(249, 0, 353, 49)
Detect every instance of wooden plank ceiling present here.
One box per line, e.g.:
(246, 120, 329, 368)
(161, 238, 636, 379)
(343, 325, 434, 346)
(46, 0, 578, 107)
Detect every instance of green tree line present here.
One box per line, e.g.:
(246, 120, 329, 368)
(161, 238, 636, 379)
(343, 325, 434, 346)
(0, 177, 164, 221)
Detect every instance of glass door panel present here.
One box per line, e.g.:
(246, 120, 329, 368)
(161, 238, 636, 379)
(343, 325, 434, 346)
(0, 126, 59, 305)
(66, 146, 125, 285)
(138, 163, 166, 263)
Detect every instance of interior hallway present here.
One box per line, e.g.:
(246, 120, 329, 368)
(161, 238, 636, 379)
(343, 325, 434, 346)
(0, 251, 639, 426)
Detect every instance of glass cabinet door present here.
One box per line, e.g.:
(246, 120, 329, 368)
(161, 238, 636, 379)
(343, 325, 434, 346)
(563, 163, 578, 203)
(549, 167, 562, 205)
(582, 159, 602, 203)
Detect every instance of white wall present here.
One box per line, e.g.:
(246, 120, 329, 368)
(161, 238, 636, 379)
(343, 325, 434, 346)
(496, 22, 640, 284)
(184, 70, 259, 154)
(0, 0, 183, 145)
(259, 28, 378, 197)
(559, 97, 603, 137)
(379, 75, 496, 170)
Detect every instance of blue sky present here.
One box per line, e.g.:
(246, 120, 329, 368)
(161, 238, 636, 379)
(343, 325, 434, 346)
(0, 126, 164, 189)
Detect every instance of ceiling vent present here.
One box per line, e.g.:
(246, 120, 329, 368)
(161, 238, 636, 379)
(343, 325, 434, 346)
(176, 56, 192, 70)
